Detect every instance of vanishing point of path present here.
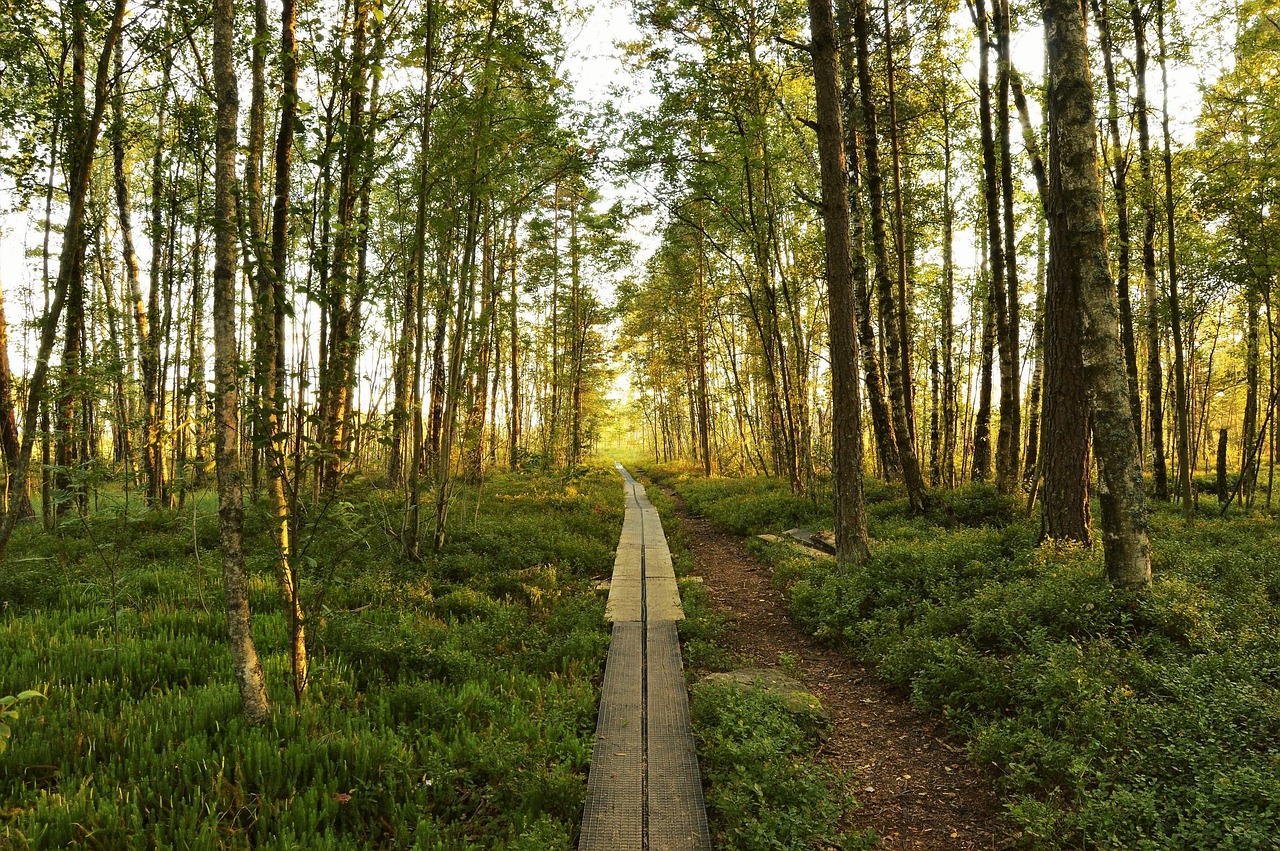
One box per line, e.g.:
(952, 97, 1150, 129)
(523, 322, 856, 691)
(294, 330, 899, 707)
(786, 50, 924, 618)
(664, 488, 1010, 850)
(578, 465, 712, 851)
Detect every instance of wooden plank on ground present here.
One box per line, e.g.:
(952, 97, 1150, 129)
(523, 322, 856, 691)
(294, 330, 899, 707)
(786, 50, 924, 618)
(580, 467, 710, 851)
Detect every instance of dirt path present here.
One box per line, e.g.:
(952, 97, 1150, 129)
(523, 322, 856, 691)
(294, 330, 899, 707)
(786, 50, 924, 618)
(668, 494, 1010, 850)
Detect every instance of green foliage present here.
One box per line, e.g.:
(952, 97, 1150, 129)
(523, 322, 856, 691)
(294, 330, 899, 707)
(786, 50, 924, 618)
(0, 468, 623, 848)
(663, 475, 1280, 849)
(691, 682, 872, 851)
(0, 690, 43, 755)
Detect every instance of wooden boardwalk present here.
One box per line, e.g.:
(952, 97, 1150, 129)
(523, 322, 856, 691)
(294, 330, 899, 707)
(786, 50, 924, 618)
(578, 465, 712, 851)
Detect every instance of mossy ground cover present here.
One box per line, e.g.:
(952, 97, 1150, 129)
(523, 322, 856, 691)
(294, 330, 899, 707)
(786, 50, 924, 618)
(643, 462, 1280, 850)
(0, 466, 623, 849)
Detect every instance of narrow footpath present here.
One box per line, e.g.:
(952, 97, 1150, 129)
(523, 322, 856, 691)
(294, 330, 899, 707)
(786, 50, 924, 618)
(578, 465, 712, 851)
(665, 489, 1010, 850)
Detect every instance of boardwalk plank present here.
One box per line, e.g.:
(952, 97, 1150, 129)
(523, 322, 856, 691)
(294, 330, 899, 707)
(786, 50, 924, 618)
(580, 467, 710, 851)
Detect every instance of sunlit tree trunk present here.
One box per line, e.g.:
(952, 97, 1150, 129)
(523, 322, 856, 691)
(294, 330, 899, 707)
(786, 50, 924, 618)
(1044, 0, 1151, 586)
(212, 0, 272, 723)
(972, 218, 996, 483)
(261, 0, 306, 701)
(810, 0, 870, 565)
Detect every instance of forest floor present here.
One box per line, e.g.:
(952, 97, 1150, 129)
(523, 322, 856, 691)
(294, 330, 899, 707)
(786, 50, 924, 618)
(662, 487, 1011, 850)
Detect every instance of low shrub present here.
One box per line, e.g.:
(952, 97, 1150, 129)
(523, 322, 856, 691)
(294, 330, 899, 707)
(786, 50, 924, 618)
(691, 682, 872, 850)
(659, 473, 1280, 850)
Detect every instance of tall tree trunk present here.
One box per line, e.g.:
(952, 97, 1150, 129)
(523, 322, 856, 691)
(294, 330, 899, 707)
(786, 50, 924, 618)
(1093, 0, 1143, 444)
(974, 0, 1011, 492)
(568, 201, 584, 467)
(109, 37, 140, 476)
(136, 49, 173, 508)
(1156, 0, 1192, 520)
(212, 0, 272, 723)
(1040, 189, 1090, 539)
(261, 0, 306, 701)
(809, 0, 871, 565)
(321, 0, 370, 493)
(244, 0, 270, 494)
(1132, 0, 1169, 500)
(941, 86, 958, 488)
(53, 7, 91, 517)
(1023, 238, 1045, 485)
(837, 0, 901, 481)
(851, 0, 926, 512)
(883, 0, 915, 447)
(995, 0, 1021, 491)
(695, 218, 713, 477)
(508, 211, 522, 469)
(1044, 0, 1151, 586)
(464, 216, 499, 480)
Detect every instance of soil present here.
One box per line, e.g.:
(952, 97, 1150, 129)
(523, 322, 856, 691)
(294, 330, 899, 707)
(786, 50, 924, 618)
(665, 490, 1012, 850)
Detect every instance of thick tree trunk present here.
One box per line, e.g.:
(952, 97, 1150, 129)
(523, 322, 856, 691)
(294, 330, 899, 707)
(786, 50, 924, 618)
(213, 0, 272, 723)
(809, 0, 871, 565)
(1044, 0, 1151, 587)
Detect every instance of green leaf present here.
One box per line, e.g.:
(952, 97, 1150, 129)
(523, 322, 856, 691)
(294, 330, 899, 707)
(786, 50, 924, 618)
(16, 690, 44, 701)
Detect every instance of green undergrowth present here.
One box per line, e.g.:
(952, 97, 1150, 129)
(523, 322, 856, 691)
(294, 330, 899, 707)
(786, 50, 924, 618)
(643, 469, 871, 850)
(0, 466, 623, 849)
(643, 462, 1280, 850)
